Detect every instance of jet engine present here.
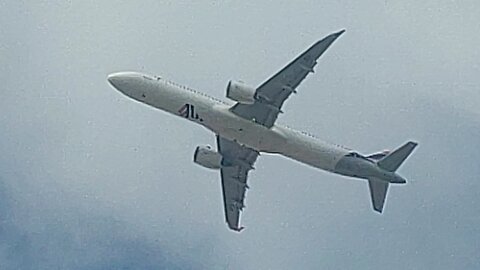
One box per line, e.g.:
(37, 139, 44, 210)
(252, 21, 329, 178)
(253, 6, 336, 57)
(193, 145, 223, 169)
(226, 80, 256, 104)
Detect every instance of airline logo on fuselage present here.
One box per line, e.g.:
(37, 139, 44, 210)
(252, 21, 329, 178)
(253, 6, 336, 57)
(178, 103, 203, 121)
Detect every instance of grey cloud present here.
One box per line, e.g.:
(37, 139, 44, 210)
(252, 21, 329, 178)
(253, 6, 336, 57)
(0, 176, 229, 270)
(1, 0, 479, 269)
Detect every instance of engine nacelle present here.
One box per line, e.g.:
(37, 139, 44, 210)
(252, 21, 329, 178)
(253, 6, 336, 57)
(226, 80, 256, 104)
(193, 145, 222, 169)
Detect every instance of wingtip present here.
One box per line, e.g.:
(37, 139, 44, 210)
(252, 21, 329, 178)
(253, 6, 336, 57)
(408, 141, 419, 147)
(404, 141, 419, 152)
(335, 29, 346, 36)
(314, 29, 346, 45)
(231, 226, 245, 232)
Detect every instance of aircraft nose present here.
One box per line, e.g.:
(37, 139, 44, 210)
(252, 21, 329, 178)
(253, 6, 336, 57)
(107, 72, 143, 98)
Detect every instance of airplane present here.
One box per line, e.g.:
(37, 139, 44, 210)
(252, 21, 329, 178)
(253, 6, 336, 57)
(107, 29, 418, 232)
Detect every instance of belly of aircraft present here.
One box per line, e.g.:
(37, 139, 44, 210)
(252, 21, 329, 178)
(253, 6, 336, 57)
(201, 104, 350, 172)
(203, 105, 287, 153)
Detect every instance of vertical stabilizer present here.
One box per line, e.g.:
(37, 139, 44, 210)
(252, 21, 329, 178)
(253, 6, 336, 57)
(377, 141, 418, 172)
(368, 177, 389, 213)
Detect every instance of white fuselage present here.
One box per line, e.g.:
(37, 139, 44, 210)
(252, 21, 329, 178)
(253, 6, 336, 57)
(109, 72, 350, 174)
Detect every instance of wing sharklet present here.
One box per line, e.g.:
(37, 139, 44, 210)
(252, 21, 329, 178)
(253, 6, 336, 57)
(232, 226, 245, 232)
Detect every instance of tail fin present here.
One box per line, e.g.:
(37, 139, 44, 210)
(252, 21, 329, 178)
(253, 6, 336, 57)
(368, 141, 418, 213)
(368, 177, 389, 213)
(377, 141, 418, 172)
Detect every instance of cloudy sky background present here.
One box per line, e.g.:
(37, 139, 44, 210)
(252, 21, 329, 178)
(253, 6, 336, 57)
(1, 1, 479, 269)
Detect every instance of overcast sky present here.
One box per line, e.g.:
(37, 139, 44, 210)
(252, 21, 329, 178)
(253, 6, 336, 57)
(1, 1, 479, 269)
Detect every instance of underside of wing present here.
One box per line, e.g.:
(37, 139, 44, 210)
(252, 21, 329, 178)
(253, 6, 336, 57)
(220, 166, 249, 231)
(231, 30, 345, 128)
(217, 136, 259, 231)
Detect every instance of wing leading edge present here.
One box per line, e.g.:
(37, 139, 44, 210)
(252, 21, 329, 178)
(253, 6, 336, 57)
(230, 30, 345, 128)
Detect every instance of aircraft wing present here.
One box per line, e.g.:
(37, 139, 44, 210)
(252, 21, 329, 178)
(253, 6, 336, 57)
(217, 135, 259, 231)
(230, 30, 345, 128)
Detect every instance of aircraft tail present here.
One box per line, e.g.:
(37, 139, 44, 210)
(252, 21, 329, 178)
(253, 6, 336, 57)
(377, 141, 418, 172)
(368, 141, 418, 213)
(368, 177, 389, 213)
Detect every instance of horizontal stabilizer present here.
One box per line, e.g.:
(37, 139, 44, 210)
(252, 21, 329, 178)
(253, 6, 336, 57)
(377, 141, 418, 172)
(368, 178, 389, 213)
